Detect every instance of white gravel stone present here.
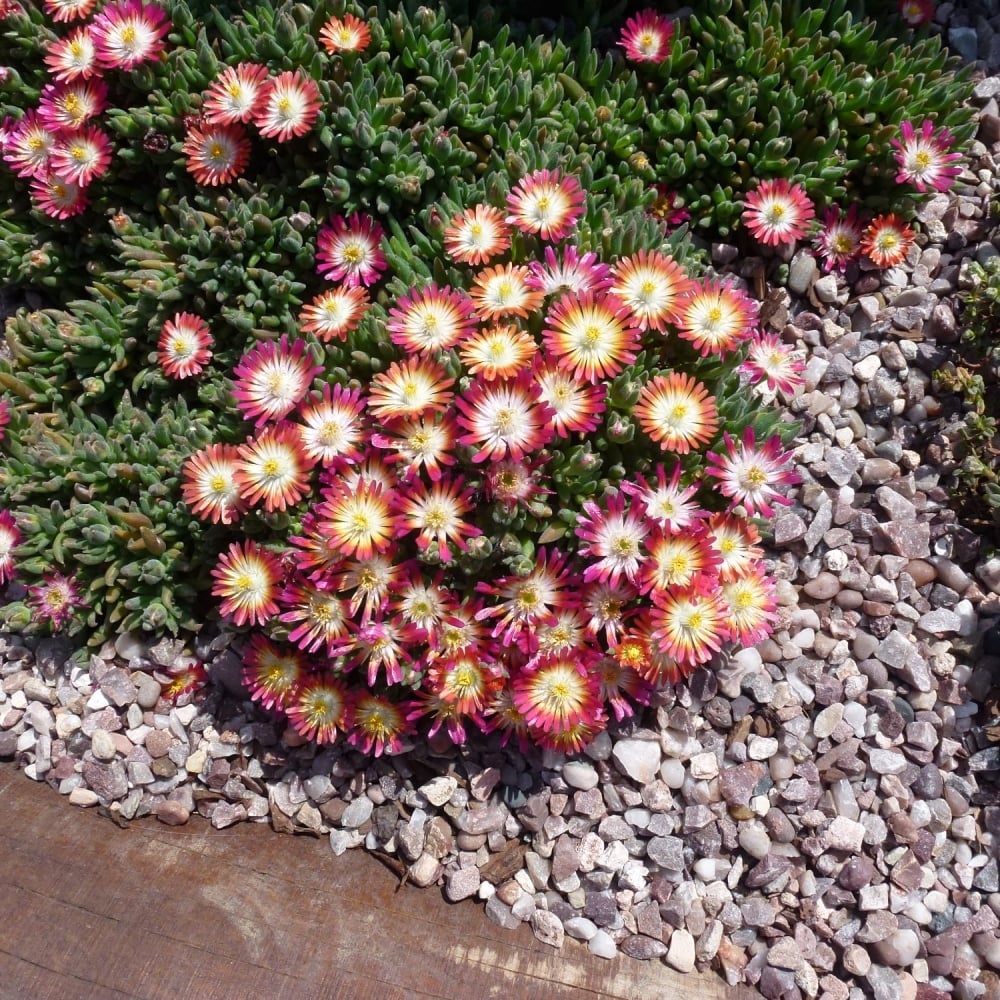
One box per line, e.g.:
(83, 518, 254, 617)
(666, 928, 696, 972)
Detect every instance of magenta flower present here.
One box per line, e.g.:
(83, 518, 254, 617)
(705, 427, 799, 518)
(742, 178, 815, 247)
(315, 212, 387, 287)
(891, 119, 962, 193)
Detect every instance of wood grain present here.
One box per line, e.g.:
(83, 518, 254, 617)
(0, 765, 757, 1000)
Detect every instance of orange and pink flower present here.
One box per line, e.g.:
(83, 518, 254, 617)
(253, 70, 321, 142)
(634, 371, 719, 454)
(43, 25, 99, 81)
(742, 178, 815, 247)
(318, 13, 371, 54)
(202, 62, 270, 125)
(454, 373, 554, 462)
(860, 213, 916, 268)
(367, 357, 455, 423)
(610, 249, 694, 332)
(235, 423, 316, 513)
(232, 335, 323, 426)
(286, 677, 350, 744)
(468, 263, 543, 321)
(181, 442, 247, 526)
(706, 427, 798, 518)
(157, 312, 213, 379)
(386, 283, 477, 354)
(543, 291, 640, 383)
(676, 279, 757, 357)
(443, 204, 511, 265)
(210, 539, 283, 627)
(241, 633, 306, 711)
(181, 121, 251, 186)
(505, 168, 585, 242)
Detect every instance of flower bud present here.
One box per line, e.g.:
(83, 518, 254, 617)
(607, 414, 635, 443)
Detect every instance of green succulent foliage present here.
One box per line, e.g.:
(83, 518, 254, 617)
(0, 396, 216, 644)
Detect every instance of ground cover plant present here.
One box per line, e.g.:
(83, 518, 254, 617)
(0, 0, 976, 754)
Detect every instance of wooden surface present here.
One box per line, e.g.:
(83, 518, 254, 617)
(0, 764, 759, 1000)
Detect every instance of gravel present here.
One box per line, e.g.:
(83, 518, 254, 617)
(5, 5, 1000, 999)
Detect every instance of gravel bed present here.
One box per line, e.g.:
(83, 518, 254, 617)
(5, 6, 1000, 999)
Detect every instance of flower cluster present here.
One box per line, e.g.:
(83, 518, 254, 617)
(172, 167, 799, 756)
(1, 0, 169, 217)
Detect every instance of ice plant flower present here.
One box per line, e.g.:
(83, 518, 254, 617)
(202, 62, 270, 125)
(813, 205, 865, 273)
(298, 285, 369, 342)
(181, 442, 247, 525)
(861, 213, 916, 268)
(648, 185, 690, 229)
(318, 13, 371, 54)
(241, 634, 306, 711)
(469, 263, 543, 321)
(484, 457, 549, 511)
(235, 424, 316, 513)
(44, 26, 99, 81)
(370, 413, 457, 482)
(319, 479, 399, 560)
(706, 427, 799, 518)
(44, 0, 100, 21)
(49, 125, 112, 186)
(254, 70, 322, 142)
(891, 119, 962, 193)
(575, 493, 650, 587)
(181, 121, 251, 186)
(395, 476, 482, 562)
(543, 292, 640, 383)
(533, 360, 606, 437)
(367, 357, 455, 423)
(742, 178, 815, 247)
(347, 693, 412, 757)
(210, 539, 282, 627)
(620, 464, 704, 534)
(454, 373, 554, 462)
(3, 111, 57, 180)
(0, 397, 8, 442)
(232, 335, 323, 426)
(618, 8, 674, 63)
(512, 653, 604, 740)
(293, 383, 367, 468)
(90, 0, 170, 71)
(676, 279, 757, 357)
(30, 174, 89, 219)
(459, 325, 539, 382)
(160, 661, 208, 702)
(650, 585, 726, 670)
(634, 372, 719, 454)
(315, 212, 387, 287)
(609, 249, 694, 331)
(386, 284, 477, 354)
(705, 513, 764, 582)
(739, 332, 805, 398)
(525, 245, 613, 297)
(898, 0, 935, 25)
(37, 79, 108, 132)
(505, 168, 585, 242)
(286, 678, 349, 744)
(639, 527, 720, 596)
(443, 204, 510, 265)
(719, 566, 777, 647)
(157, 312, 213, 379)
(0, 509, 20, 585)
(28, 571, 85, 630)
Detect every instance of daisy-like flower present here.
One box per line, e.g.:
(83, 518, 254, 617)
(181, 121, 251, 187)
(202, 62, 270, 125)
(211, 540, 283, 627)
(634, 371, 719, 454)
(0, 509, 21, 585)
(422, 654, 498, 724)
(241, 633, 306, 711)
(543, 291, 640, 384)
(676, 278, 758, 358)
(620, 464, 705, 534)
(476, 548, 576, 645)
(3, 111, 57, 180)
(316, 212, 387, 287)
(596, 656, 650, 723)
(719, 565, 777, 647)
(90, 0, 170, 71)
(527, 607, 589, 663)
(580, 579, 637, 648)
(367, 357, 455, 423)
(298, 285, 369, 342)
(157, 312, 212, 379)
(235, 424, 316, 513)
(350, 615, 420, 687)
(512, 653, 603, 740)
(650, 585, 726, 670)
(44, 0, 99, 21)
(525, 244, 613, 298)
(390, 573, 458, 641)
(706, 427, 798, 518)
(898, 0, 935, 26)
(738, 332, 805, 398)
(319, 478, 399, 561)
(370, 413, 457, 482)
(609, 249, 694, 332)
(28, 571, 85, 631)
(860, 213, 916, 268)
(386, 283, 477, 354)
(30, 174, 89, 219)
(532, 360, 607, 437)
(618, 8, 674, 64)
(443, 204, 510, 265)
(705, 512, 764, 583)
(892, 119, 962, 193)
(813, 204, 865, 273)
(347, 693, 413, 757)
(742, 178, 815, 247)
(614, 610, 681, 686)
(160, 661, 207, 702)
(459, 324, 539, 382)
(48, 125, 111, 186)
(253, 70, 321, 142)
(293, 382, 367, 468)
(44, 26, 99, 82)
(181, 442, 247, 525)
(286, 677, 350, 744)
(638, 527, 720, 596)
(395, 476, 482, 562)
(232, 335, 323, 426)
(454, 372, 554, 463)
(505, 168, 585, 242)
(484, 456, 549, 511)
(37, 79, 108, 133)
(575, 493, 650, 588)
(429, 597, 489, 660)
(468, 263, 544, 321)
(318, 12, 371, 54)
(333, 551, 400, 622)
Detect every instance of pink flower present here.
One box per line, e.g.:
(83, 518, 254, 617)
(742, 178, 815, 246)
(315, 213, 387, 287)
(891, 119, 962, 193)
(253, 70, 322, 142)
(618, 8, 674, 64)
(706, 427, 799, 518)
(90, 0, 170, 71)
